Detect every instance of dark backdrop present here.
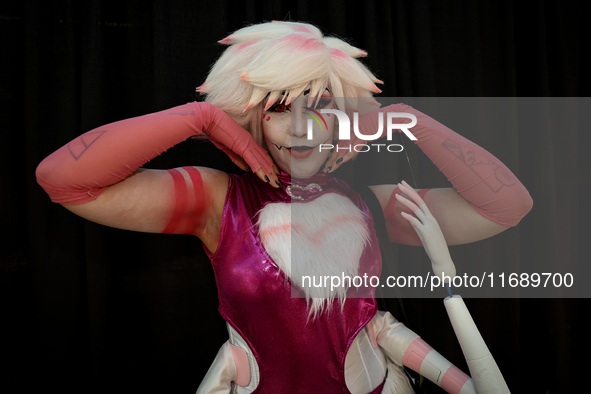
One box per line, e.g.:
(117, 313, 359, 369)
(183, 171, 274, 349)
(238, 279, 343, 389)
(1, 1, 589, 393)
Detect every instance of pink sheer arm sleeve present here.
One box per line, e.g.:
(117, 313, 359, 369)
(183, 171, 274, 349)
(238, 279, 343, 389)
(36, 102, 272, 205)
(366, 103, 533, 243)
(398, 103, 532, 227)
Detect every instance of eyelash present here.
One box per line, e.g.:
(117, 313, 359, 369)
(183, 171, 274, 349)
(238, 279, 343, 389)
(266, 97, 333, 113)
(315, 97, 333, 109)
(268, 103, 291, 113)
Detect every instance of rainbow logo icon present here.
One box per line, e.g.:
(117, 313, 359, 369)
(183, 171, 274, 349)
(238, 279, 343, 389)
(304, 107, 328, 130)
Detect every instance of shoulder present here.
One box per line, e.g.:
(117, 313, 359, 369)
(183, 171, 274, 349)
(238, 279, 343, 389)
(201, 170, 270, 215)
(198, 166, 230, 191)
(171, 166, 230, 204)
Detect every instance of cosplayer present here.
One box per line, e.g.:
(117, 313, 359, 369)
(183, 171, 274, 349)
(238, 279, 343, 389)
(36, 21, 532, 393)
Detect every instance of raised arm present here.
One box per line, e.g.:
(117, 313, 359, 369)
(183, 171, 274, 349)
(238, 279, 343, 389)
(36, 102, 277, 251)
(351, 103, 534, 246)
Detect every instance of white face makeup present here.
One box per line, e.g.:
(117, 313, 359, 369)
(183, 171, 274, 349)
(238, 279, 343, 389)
(262, 92, 336, 179)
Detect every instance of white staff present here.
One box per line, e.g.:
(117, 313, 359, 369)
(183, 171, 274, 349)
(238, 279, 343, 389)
(397, 181, 510, 393)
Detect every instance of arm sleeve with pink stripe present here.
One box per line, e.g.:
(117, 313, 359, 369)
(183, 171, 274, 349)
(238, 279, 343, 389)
(36, 102, 269, 205)
(372, 311, 475, 394)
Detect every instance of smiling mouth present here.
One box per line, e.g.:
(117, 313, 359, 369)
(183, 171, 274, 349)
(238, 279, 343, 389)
(273, 138, 329, 152)
(288, 145, 313, 152)
(272, 141, 327, 159)
(286, 146, 312, 159)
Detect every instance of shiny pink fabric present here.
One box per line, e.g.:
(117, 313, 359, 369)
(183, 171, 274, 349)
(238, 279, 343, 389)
(206, 172, 382, 393)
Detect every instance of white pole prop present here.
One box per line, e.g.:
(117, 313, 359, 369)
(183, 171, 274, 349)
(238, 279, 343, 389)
(444, 295, 510, 393)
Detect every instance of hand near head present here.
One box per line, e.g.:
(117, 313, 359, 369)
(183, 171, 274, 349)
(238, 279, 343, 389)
(396, 181, 457, 281)
(202, 103, 281, 187)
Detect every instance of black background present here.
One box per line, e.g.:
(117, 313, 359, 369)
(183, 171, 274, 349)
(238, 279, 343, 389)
(1, 1, 589, 393)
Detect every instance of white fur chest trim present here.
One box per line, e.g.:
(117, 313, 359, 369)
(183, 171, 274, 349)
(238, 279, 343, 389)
(256, 193, 369, 317)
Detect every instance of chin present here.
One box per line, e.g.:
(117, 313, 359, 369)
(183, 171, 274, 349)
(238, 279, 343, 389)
(272, 152, 328, 179)
(289, 165, 323, 179)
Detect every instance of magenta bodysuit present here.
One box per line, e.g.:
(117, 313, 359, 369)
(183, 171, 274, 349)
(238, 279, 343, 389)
(205, 172, 385, 393)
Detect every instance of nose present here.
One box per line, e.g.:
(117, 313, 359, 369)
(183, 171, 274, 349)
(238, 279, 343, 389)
(290, 100, 311, 139)
(291, 109, 308, 138)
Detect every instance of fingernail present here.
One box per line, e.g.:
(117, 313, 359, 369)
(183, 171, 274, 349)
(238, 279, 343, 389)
(265, 175, 270, 183)
(276, 180, 283, 187)
(324, 165, 332, 173)
(336, 157, 343, 164)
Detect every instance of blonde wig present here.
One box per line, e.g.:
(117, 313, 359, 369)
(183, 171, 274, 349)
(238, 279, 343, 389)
(198, 21, 383, 146)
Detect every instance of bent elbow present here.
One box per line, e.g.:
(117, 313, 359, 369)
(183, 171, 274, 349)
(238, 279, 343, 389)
(506, 187, 534, 227)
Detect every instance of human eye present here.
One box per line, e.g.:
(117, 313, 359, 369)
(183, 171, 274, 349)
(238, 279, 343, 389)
(308, 94, 333, 110)
(316, 96, 333, 109)
(268, 102, 291, 113)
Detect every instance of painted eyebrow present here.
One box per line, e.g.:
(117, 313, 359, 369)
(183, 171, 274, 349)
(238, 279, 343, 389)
(265, 87, 331, 108)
